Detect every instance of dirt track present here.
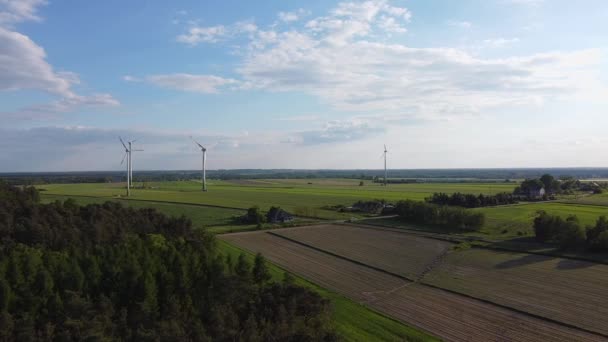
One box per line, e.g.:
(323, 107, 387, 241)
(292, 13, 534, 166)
(221, 228, 605, 342)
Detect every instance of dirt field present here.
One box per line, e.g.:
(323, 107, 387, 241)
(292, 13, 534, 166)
(220, 229, 604, 342)
(423, 248, 608, 336)
(272, 224, 452, 280)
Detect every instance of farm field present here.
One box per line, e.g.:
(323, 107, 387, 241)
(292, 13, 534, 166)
(37, 180, 518, 220)
(562, 192, 608, 207)
(360, 202, 608, 241)
(40, 194, 245, 228)
(220, 229, 603, 341)
(422, 248, 608, 337)
(273, 224, 452, 280)
(476, 202, 608, 239)
(216, 239, 436, 342)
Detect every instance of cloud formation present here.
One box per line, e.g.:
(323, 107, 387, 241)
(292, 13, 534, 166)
(172, 0, 606, 121)
(146, 74, 238, 94)
(0, 0, 118, 120)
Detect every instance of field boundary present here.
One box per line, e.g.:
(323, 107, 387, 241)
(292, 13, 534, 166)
(266, 228, 608, 339)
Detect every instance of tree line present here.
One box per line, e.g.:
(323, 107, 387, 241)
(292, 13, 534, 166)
(0, 183, 338, 341)
(426, 192, 522, 208)
(391, 200, 485, 232)
(534, 211, 608, 252)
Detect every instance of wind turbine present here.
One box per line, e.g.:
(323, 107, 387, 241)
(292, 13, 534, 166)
(119, 137, 131, 196)
(119, 137, 143, 196)
(128, 140, 143, 189)
(190, 136, 207, 192)
(383, 144, 388, 186)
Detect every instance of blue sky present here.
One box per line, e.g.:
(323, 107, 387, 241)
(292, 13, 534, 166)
(1, 0, 607, 171)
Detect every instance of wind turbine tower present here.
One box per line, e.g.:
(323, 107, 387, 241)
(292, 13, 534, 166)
(383, 144, 388, 186)
(119, 137, 131, 196)
(191, 137, 208, 192)
(128, 140, 143, 188)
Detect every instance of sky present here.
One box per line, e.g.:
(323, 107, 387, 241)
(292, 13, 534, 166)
(1, 0, 607, 172)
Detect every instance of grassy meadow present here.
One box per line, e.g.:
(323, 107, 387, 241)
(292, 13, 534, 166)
(38, 179, 517, 220)
(38, 179, 608, 240)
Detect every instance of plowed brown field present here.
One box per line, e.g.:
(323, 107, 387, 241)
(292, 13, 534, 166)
(272, 224, 451, 280)
(220, 229, 604, 342)
(423, 248, 608, 337)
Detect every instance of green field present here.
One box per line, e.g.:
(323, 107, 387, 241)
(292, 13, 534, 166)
(38, 179, 517, 220)
(41, 193, 245, 228)
(475, 202, 608, 239)
(217, 239, 437, 342)
(39, 180, 608, 241)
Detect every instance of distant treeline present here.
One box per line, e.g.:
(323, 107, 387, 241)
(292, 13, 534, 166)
(0, 183, 337, 340)
(426, 192, 523, 208)
(534, 211, 608, 252)
(5, 167, 608, 184)
(390, 200, 485, 232)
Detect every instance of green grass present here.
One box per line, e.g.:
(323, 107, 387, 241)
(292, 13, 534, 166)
(476, 202, 608, 239)
(40, 194, 245, 228)
(38, 180, 517, 220)
(216, 239, 437, 342)
(561, 192, 608, 206)
(359, 202, 608, 241)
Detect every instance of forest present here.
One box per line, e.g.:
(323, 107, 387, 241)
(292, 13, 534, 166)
(0, 183, 338, 341)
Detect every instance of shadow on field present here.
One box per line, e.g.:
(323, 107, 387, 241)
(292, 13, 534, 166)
(495, 253, 554, 269)
(555, 259, 595, 270)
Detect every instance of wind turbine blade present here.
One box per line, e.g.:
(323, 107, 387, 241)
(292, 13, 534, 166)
(120, 152, 127, 165)
(190, 136, 205, 150)
(119, 137, 127, 149)
(133, 149, 144, 151)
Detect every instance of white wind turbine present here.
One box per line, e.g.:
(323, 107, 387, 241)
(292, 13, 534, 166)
(128, 140, 143, 189)
(119, 137, 143, 196)
(190, 136, 207, 192)
(383, 144, 388, 186)
(119, 137, 131, 196)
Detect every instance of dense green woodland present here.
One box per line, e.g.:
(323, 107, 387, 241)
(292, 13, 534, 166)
(0, 183, 337, 341)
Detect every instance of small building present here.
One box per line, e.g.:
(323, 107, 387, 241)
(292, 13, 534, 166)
(528, 187, 546, 199)
(266, 207, 293, 223)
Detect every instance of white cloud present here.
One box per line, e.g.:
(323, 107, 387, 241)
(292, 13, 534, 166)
(146, 74, 238, 94)
(278, 8, 309, 23)
(122, 75, 140, 82)
(483, 37, 520, 48)
(0, 1, 119, 120)
(0, 27, 75, 97)
(177, 25, 227, 45)
(169, 0, 606, 122)
(0, 0, 47, 26)
(447, 20, 472, 29)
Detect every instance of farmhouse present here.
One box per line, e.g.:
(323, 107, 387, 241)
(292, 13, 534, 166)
(267, 207, 294, 223)
(528, 186, 546, 199)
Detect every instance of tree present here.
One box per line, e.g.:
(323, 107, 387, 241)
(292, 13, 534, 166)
(235, 254, 251, 279)
(252, 253, 271, 285)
